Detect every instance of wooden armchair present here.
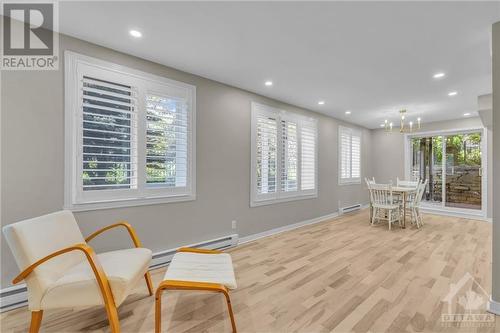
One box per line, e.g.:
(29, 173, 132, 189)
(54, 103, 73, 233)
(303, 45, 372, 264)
(3, 210, 153, 333)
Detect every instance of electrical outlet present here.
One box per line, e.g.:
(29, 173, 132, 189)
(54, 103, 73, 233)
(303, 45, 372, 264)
(231, 220, 237, 229)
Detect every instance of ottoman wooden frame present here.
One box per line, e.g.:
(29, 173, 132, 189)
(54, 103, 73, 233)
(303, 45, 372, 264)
(155, 247, 237, 333)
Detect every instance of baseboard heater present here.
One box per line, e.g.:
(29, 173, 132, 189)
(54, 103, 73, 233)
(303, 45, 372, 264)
(150, 233, 238, 269)
(0, 285, 28, 312)
(0, 233, 239, 312)
(339, 203, 362, 214)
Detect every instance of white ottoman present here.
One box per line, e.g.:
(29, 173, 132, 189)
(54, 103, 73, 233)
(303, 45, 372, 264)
(155, 247, 237, 333)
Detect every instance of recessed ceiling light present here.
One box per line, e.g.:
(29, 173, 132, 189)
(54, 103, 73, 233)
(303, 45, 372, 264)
(129, 30, 142, 38)
(448, 91, 458, 96)
(345, 110, 351, 115)
(464, 112, 471, 116)
(318, 101, 325, 105)
(265, 81, 273, 86)
(380, 124, 385, 127)
(433, 72, 445, 79)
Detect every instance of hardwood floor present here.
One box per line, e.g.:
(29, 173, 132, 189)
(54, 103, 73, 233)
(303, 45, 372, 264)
(1, 210, 497, 332)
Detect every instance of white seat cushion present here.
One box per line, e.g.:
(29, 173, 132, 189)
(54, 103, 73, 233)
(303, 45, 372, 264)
(41, 248, 152, 309)
(164, 252, 237, 290)
(373, 203, 400, 210)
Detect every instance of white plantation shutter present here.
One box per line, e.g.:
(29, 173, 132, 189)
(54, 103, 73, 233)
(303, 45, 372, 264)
(256, 114, 277, 195)
(301, 120, 316, 191)
(340, 128, 351, 180)
(351, 134, 361, 179)
(81, 76, 137, 191)
(339, 126, 362, 184)
(281, 120, 298, 192)
(146, 94, 188, 188)
(251, 102, 318, 205)
(65, 52, 195, 210)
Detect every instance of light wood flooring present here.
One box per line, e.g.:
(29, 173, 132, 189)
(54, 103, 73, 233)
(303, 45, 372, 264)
(1, 210, 497, 332)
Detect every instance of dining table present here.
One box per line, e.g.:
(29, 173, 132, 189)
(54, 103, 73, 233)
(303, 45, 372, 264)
(391, 186, 418, 228)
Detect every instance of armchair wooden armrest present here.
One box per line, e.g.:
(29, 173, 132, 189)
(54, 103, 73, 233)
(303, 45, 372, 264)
(85, 221, 154, 296)
(12, 243, 120, 333)
(13, 243, 103, 284)
(85, 221, 142, 248)
(177, 247, 222, 254)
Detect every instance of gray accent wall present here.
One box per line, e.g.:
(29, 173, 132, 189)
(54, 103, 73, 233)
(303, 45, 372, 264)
(0, 34, 372, 288)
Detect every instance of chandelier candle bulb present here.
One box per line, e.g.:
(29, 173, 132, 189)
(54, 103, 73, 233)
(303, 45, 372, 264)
(384, 119, 392, 132)
(388, 109, 421, 134)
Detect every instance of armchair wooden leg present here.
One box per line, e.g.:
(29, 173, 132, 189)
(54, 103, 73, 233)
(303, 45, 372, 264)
(104, 300, 121, 333)
(29, 311, 43, 333)
(145, 272, 154, 296)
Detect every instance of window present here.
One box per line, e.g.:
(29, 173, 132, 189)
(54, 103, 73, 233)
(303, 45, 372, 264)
(65, 52, 195, 210)
(339, 126, 361, 184)
(251, 102, 318, 206)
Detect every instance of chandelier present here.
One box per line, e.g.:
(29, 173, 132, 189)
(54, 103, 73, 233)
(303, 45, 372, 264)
(384, 109, 421, 133)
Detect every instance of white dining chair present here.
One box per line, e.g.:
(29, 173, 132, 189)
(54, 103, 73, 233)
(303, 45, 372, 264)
(365, 177, 376, 223)
(408, 179, 428, 228)
(368, 183, 401, 230)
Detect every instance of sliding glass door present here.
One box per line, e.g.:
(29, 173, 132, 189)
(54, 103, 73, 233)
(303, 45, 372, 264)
(411, 136, 443, 204)
(408, 130, 484, 213)
(444, 133, 482, 210)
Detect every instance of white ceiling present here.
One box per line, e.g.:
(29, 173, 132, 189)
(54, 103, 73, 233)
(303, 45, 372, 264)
(59, 1, 500, 129)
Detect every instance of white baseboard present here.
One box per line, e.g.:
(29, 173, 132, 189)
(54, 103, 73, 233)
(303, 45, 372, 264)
(488, 296, 500, 315)
(238, 211, 340, 244)
(360, 203, 370, 211)
(420, 206, 489, 222)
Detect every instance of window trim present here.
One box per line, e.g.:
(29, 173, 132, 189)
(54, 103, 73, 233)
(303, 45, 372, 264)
(250, 102, 318, 207)
(338, 125, 362, 186)
(64, 51, 196, 211)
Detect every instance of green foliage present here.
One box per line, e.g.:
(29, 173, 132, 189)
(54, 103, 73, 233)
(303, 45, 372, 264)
(105, 164, 128, 184)
(145, 95, 186, 185)
(412, 133, 481, 167)
(446, 133, 481, 166)
(82, 171, 91, 184)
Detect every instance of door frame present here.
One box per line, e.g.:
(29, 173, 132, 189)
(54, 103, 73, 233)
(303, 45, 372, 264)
(404, 127, 488, 218)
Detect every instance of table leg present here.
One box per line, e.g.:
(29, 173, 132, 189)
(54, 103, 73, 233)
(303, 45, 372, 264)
(402, 192, 406, 229)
